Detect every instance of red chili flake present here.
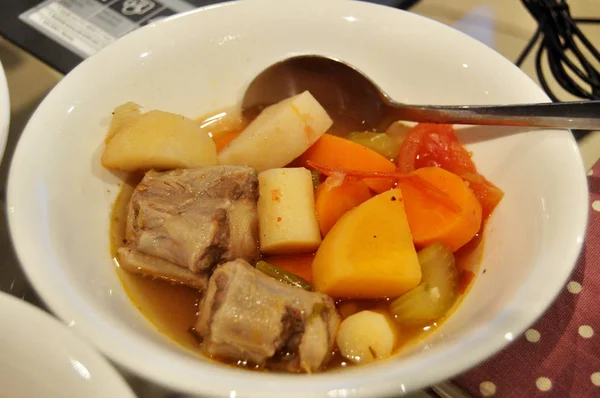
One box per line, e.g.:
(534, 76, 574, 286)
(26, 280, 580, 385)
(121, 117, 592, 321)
(271, 189, 282, 202)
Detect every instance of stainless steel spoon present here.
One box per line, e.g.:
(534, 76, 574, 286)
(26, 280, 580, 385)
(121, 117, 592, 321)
(242, 55, 600, 131)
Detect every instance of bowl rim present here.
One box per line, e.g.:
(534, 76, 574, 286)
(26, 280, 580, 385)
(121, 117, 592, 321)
(6, 0, 589, 396)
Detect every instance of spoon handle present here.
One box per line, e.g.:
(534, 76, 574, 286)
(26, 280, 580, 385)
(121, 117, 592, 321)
(391, 100, 600, 130)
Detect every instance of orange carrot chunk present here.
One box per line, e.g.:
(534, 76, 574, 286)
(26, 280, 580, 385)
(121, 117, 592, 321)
(399, 167, 482, 252)
(315, 177, 372, 236)
(263, 255, 315, 283)
(307, 161, 461, 214)
(296, 134, 396, 193)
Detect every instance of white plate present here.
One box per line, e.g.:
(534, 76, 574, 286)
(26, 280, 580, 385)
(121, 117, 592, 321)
(0, 58, 9, 163)
(0, 292, 136, 398)
(6, 0, 588, 397)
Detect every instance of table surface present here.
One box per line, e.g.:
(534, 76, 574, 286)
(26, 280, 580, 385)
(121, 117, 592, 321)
(0, 1, 599, 397)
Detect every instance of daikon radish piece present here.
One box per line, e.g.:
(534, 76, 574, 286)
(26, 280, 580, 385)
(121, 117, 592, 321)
(218, 91, 332, 171)
(258, 167, 322, 254)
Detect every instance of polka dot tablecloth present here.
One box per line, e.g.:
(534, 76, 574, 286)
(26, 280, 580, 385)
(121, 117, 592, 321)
(454, 161, 600, 397)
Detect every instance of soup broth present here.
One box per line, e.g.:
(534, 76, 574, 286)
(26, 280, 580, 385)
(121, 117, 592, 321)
(110, 110, 484, 371)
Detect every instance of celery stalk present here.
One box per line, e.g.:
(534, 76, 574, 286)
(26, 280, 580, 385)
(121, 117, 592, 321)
(256, 260, 314, 291)
(389, 243, 458, 325)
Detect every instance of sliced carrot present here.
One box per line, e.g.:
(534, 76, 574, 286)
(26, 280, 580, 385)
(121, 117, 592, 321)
(263, 255, 314, 283)
(397, 123, 476, 174)
(307, 161, 461, 214)
(296, 134, 396, 193)
(315, 177, 372, 236)
(213, 130, 242, 153)
(399, 167, 482, 252)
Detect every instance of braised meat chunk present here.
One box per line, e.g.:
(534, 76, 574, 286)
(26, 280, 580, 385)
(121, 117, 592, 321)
(195, 259, 340, 373)
(117, 246, 208, 291)
(126, 166, 259, 272)
(121, 166, 259, 289)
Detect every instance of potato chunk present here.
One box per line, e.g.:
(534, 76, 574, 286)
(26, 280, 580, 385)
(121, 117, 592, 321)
(312, 189, 421, 298)
(218, 91, 333, 172)
(257, 167, 321, 254)
(336, 310, 397, 364)
(102, 104, 217, 172)
(105, 101, 141, 142)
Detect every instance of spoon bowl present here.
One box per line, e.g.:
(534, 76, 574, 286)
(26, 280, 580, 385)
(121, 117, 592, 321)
(242, 55, 387, 131)
(242, 55, 600, 131)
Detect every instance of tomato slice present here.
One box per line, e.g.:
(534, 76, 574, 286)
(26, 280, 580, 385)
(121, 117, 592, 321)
(396, 123, 503, 220)
(397, 123, 476, 174)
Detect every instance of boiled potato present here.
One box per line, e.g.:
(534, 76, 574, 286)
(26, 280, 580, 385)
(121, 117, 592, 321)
(102, 106, 217, 172)
(312, 189, 421, 298)
(105, 101, 141, 142)
(336, 310, 397, 364)
(218, 91, 333, 172)
(258, 167, 321, 254)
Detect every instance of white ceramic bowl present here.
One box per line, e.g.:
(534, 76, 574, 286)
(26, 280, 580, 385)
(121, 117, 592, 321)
(0, 58, 9, 163)
(0, 292, 136, 398)
(7, 1, 588, 397)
